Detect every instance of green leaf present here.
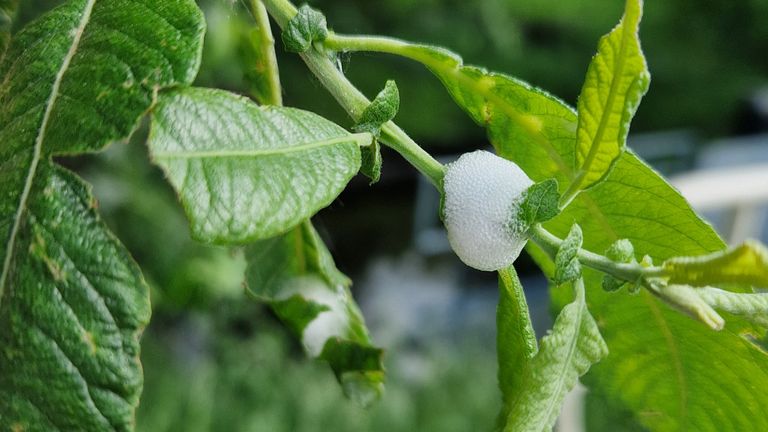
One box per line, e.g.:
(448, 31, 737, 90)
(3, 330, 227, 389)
(602, 239, 635, 292)
(354, 80, 399, 184)
(0, 0, 204, 428)
(648, 284, 725, 331)
(517, 179, 560, 229)
(360, 139, 382, 184)
(354, 79, 400, 136)
(554, 224, 583, 284)
(496, 266, 537, 407)
(0, 163, 151, 430)
(571, 0, 650, 192)
(606, 238, 635, 263)
(535, 153, 768, 431)
(696, 287, 768, 328)
(245, 221, 384, 406)
(502, 277, 608, 432)
(406, 2, 768, 426)
(384, 42, 578, 186)
(147, 87, 366, 244)
(663, 240, 768, 288)
(0, 0, 16, 56)
(281, 4, 327, 53)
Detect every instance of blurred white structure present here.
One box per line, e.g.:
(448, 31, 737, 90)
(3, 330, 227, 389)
(672, 163, 768, 243)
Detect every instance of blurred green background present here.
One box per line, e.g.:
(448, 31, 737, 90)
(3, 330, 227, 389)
(16, 0, 768, 430)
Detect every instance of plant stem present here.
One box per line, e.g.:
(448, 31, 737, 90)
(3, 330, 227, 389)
(247, 0, 283, 106)
(260, 0, 445, 189)
(528, 224, 666, 283)
(324, 33, 448, 69)
(323, 32, 578, 190)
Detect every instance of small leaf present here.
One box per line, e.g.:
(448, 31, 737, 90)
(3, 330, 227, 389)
(281, 4, 328, 53)
(554, 224, 583, 284)
(502, 277, 608, 432)
(517, 178, 560, 229)
(497, 266, 537, 408)
(245, 221, 384, 406)
(602, 239, 635, 292)
(354, 80, 400, 136)
(571, 0, 650, 192)
(148, 87, 366, 244)
(697, 287, 768, 328)
(663, 240, 768, 288)
(354, 80, 399, 184)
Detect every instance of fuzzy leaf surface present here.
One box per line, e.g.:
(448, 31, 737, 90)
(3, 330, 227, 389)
(554, 224, 583, 284)
(281, 4, 327, 53)
(502, 278, 608, 432)
(0, 0, 204, 428)
(663, 240, 768, 289)
(148, 88, 364, 244)
(245, 221, 383, 407)
(518, 179, 560, 228)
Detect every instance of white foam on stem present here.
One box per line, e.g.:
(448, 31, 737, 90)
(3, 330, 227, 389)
(443, 150, 533, 271)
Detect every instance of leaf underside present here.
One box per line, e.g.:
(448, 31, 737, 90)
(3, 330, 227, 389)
(0, 0, 204, 428)
(147, 87, 363, 244)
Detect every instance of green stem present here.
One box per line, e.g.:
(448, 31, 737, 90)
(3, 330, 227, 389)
(261, 0, 445, 189)
(247, 0, 283, 106)
(528, 224, 666, 283)
(323, 32, 577, 189)
(324, 33, 446, 68)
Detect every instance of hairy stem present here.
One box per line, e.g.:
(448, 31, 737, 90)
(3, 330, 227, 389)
(260, 0, 445, 189)
(247, 0, 283, 106)
(528, 224, 666, 283)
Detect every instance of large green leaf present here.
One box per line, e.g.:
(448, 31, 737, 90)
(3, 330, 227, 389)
(0, 0, 204, 428)
(385, 3, 768, 430)
(0, 164, 151, 430)
(571, 0, 649, 192)
(528, 153, 768, 432)
(147, 87, 366, 244)
(500, 277, 608, 432)
(245, 221, 384, 407)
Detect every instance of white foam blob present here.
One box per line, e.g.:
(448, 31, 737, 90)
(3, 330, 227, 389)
(275, 276, 350, 357)
(443, 150, 533, 271)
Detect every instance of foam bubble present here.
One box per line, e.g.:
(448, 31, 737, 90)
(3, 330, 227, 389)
(443, 150, 533, 271)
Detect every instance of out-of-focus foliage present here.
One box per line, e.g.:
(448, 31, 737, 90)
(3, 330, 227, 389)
(136, 301, 499, 432)
(21, 0, 764, 140)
